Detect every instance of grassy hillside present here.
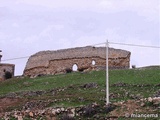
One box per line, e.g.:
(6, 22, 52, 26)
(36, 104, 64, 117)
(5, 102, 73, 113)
(0, 67, 159, 119)
(0, 68, 160, 100)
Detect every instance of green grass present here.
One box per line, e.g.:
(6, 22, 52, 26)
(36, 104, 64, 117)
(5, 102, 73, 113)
(0, 67, 160, 119)
(0, 68, 159, 106)
(109, 68, 160, 84)
(0, 68, 159, 96)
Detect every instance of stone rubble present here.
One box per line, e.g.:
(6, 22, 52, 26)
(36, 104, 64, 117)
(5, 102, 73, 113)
(1, 97, 160, 119)
(1, 103, 103, 119)
(81, 82, 98, 89)
(154, 90, 160, 97)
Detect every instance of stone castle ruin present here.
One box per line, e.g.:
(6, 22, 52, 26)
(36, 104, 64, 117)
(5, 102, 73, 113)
(0, 50, 15, 81)
(23, 46, 131, 77)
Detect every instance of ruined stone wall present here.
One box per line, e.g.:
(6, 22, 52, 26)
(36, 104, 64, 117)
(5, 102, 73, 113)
(24, 46, 131, 77)
(0, 64, 15, 81)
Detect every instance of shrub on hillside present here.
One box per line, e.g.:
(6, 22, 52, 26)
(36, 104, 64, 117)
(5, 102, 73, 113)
(78, 67, 88, 72)
(66, 68, 72, 73)
(4, 71, 12, 80)
(132, 65, 136, 69)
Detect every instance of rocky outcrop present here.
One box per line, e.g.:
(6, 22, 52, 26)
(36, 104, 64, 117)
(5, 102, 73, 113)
(23, 46, 131, 77)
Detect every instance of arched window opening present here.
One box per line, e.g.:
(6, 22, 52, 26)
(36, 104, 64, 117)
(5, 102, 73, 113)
(92, 60, 96, 65)
(72, 64, 78, 71)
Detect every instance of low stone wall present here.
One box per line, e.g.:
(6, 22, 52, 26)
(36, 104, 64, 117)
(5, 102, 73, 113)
(24, 46, 131, 77)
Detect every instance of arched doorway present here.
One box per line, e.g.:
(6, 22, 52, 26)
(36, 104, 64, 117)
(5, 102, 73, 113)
(72, 64, 78, 71)
(92, 60, 96, 65)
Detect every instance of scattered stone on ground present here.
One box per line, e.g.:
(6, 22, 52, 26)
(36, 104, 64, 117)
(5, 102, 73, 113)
(154, 90, 160, 97)
(0, 97, 159, 119)
(112, 82, 128, 87)
(81, 82, 98, 89)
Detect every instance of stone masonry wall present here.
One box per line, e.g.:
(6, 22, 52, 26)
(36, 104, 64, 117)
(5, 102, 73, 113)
(0, 64, 15, 81)
(24, 46, 131, 77)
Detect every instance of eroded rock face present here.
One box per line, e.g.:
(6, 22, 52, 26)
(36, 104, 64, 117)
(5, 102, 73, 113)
(23, 46, 131, 77)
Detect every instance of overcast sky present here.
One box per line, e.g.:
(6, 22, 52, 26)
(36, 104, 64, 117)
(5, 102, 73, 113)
(0, 0, 159, 75)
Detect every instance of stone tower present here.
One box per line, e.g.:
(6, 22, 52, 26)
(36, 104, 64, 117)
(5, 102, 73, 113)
(0, 50, 2, 63)
(0, 50, 15, 81)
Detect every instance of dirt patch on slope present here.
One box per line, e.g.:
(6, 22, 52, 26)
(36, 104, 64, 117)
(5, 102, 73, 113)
(0, 97, 22, 117)
(110, 100, 140, 117)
